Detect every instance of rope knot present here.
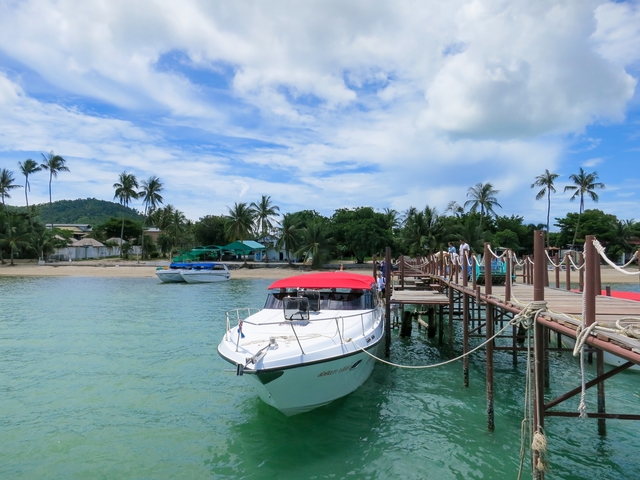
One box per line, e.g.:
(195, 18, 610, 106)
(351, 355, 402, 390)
(511, 300, 547, 330)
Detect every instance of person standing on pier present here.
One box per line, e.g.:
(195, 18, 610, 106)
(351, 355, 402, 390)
(459, 239, 470, 276)
(447, 242, 457, 274)
(377, 271, 386, 299)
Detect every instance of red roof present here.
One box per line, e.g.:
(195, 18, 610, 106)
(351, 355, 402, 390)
(269, 272, 376, 290)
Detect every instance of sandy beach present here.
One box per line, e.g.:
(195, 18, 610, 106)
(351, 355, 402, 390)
(0, 258, 638, 283)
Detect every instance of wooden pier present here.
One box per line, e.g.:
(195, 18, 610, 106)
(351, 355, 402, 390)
(378, 233, 640, 479)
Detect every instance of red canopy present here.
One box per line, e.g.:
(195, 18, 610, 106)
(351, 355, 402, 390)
(269, 272, 376, 290)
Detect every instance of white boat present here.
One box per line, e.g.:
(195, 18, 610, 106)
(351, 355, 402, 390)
(560, 336, 640, 372)
(218, 272, 385, 416)
(156, 262, 193, 283)
(180, 263, 230, 283)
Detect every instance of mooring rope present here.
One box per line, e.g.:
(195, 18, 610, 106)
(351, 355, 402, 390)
(353, 300, 546, 368)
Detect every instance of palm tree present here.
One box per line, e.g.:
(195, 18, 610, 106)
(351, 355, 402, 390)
(531, 169, 560, 248)
(0, 168, 21, 206)
(564, 167, 605, 248)
(276, 213, 302, 264)
(151, 205, 175, 231)
(401, 210, 430, 257)
(140, 176, 164, 260)
(164, 208, 188, 255)
(225, 202, 255, 242)
(18, 159, 42, 207)
(0, 213, 30, 266)
(29, 227, 58, 261)
(113, 171, 140, 258)
(382, 208, 400, 230)
(444, 201, 464, 216)
(40, 151, 69, 207)
(251, 195, 280, 237)
(464, 182, 501, 227)
(295, 221, 332, 269)
(401, 206, 418, 226)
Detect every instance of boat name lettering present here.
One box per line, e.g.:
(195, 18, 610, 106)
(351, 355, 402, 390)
(317, 365, 352, 377)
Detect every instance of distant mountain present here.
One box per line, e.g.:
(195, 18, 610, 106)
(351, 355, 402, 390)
(14, 198, 143, 225)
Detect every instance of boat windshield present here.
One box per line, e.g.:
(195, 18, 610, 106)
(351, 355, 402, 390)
(264, 288, 376, 311)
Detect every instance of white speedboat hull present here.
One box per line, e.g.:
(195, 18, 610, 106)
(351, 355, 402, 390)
(181, 271, 230, 283)
(244, 341, 381, 416)
(561, 336, 639, 372)
(156, 270, 186, 283)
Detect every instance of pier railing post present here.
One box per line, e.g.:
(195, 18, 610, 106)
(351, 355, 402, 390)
(505, 249, 512, 302)
(462, 249, 469, 387)
(584, 235, 606, 434)
(579, 252, 584, 292)
(484, 242, 494, 431)
(555, 252, 560, 289)
(565, 252, 571, 291)
(533, 230, 546, 479)
(584, 236, 596, 328)
(384, 247, 392, 357)
(472, 255, 477, 291)
(372, 254, 377, 281)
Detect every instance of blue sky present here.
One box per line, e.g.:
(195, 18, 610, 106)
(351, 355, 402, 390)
(0, 0, 638, 227)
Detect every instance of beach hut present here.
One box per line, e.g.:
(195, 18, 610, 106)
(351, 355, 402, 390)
(221, 240, 266, 261)
(69, 238, 107, 260)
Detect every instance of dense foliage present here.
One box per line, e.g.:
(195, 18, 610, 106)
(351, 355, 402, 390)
(1, 161, 638, 266)
(12, 198, 142, 225)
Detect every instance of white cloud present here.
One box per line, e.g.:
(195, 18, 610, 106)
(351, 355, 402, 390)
(582, 157, 604, 167)
(593, 1, 640, 68)
(0, 0, 637, 225)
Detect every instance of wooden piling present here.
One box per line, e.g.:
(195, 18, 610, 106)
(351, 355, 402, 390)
(400, 310, 413, 337)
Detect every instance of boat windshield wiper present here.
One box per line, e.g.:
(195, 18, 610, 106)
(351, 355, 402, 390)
(283, 296, 310, 321)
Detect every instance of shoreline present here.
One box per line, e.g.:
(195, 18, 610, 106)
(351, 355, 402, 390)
(0, 260, 638, 283)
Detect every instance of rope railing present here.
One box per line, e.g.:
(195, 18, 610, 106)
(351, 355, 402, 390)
(592, 240, 640, 275)
(486, 244, 508, 260)
(544, 250, 564, 268)
(566, 254, 585, 271)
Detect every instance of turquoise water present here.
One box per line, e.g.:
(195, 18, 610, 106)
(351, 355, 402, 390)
(1, 276, 639, 479)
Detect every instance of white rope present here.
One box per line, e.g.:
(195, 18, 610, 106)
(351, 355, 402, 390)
(355, 301, 547, 369)
(512, 253, 525, 267)
(592, 239, 640, 276)
(486, 244, 507, 260)
(544, 250, 564, 268)
(567, 254, 585, 271)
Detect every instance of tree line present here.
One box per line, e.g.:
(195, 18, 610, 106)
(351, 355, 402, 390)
(1, 153, 638, 266)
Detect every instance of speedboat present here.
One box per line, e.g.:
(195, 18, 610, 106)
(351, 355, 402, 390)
(217, 272, 385, 416)
(156, 262, 193, 283)
(180, 262, 230, 283)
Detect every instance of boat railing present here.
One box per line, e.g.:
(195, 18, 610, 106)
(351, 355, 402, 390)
(228, 308, 382, 350)
(225, 308, 261, 341)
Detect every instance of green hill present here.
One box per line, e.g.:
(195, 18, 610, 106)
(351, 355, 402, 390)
(13, 198, 143, 225)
